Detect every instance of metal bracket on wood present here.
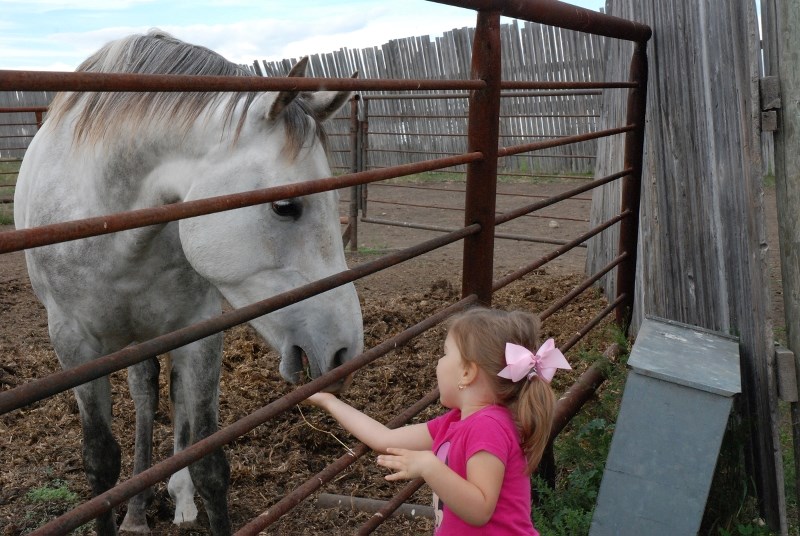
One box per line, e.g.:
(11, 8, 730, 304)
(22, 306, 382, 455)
(760, 76, 781, 132)
(775, 345, 798, 402)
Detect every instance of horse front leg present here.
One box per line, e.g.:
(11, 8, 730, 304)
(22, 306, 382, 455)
(120, 356, 160, 533)
(170, 335, 230, 535)
(73, 376, 122, 535)
(53, 327, 121, 536)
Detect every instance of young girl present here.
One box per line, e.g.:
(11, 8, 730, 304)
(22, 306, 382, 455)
(306, 307, 570, 534)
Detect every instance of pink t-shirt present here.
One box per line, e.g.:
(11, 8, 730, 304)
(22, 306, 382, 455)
(426, 405, 539, 535)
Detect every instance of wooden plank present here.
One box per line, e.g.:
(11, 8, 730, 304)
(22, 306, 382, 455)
(589, 0, 785, 531)
(770, 0, 800, 529)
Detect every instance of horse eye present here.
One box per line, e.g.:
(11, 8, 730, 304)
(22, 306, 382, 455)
(271, 198, 302, 220)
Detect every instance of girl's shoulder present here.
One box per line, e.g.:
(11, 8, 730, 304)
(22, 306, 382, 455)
(473, 404, 514, 425)
(465, 405, 518, 437)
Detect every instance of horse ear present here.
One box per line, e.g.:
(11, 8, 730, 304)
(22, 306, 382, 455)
(267, 57, 309, 121)
(306, 70, 358, 122)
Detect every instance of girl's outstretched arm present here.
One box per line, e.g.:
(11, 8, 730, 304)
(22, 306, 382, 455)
(305, 392, 433, 453)
(377, 448, 504, 526)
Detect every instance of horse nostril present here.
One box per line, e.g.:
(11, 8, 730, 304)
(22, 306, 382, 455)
(332, 347, 349, 369)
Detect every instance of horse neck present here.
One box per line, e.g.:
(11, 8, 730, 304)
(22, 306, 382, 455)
(96, 108, 233, 211)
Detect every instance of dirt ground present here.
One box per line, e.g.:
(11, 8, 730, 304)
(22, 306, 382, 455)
(0, 178, 784, 534)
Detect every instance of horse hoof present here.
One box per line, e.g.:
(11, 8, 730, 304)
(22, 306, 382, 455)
(173, 519, 202, 530)
(119, 516, 151, 534)
(173, 502, 199, 526)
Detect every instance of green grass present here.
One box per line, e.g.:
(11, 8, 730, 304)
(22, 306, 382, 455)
(533, 326, 627, 536)
(25, 481, 78, 503)
(19, 479, 92, 534)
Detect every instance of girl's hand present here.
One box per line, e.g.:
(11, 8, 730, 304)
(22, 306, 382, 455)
(376, 447, 440, 481)
(304, 392, 336, 409)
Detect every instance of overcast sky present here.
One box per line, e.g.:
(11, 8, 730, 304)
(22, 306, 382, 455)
(1, 0, 606, 72)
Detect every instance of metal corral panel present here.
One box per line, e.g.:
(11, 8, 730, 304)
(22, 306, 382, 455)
(590, 317, 741, 536)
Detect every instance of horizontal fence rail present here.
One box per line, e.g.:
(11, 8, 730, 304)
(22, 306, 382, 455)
(429, 0, 652, 42)
(0, 154, 482, 254)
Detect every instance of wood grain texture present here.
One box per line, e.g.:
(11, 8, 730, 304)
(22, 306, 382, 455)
(588, 0, 784, 530)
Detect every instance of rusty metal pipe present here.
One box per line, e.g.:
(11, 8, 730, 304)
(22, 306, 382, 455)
(356, 478, 428, 535)
(560, 294, 626, 354)
(540, 253, 628, 321)
(0, 106, 48, 113)
(363, 90, 603, 100)
(367, 148, 464, 155)
(549, 358, 610, 441)
(492, 212, 630, 292)
(236, 388, 441, 534)
(501, 80, 636, 90)
(365, 199, 588, 222)
(29, 297, 477, 536)
(360, 217, 588, 247)
(498, 125, 635, 158)
(370, 182, 592, 202)
(495, 169, 632, 225)
(0, 70, 486, 92)
(347, 95, 360, 251)
(0, 152, 482, 254)
(615, 41, 649, 327)
(461, 10, 502, 306)
(427, 0, 651, 42)
(0, 225, 480, 416)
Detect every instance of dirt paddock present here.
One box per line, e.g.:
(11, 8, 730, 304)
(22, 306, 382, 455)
(0, 178, 783, 534)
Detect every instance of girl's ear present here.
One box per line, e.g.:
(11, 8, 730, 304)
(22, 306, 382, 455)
(462, 360, 479, 385)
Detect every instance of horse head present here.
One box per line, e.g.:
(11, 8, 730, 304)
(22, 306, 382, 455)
(178, 58, 363, 392)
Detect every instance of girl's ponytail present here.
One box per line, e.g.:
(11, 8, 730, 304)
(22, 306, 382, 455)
(515, 376, 556, 474)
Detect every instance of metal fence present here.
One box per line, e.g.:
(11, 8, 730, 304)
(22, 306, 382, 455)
(0, 0, 650, 533)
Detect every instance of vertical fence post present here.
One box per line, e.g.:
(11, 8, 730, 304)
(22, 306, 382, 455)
(347, 95, 361, 252)
(360, 99, 370, 218)
(615, 41, 649, 328)
(461, 10, 502, 305)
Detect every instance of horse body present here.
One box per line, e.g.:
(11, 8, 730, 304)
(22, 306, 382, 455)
(14, 31, 362, 534)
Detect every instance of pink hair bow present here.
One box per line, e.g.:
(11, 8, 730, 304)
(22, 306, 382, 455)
(498, 339, 571, 383)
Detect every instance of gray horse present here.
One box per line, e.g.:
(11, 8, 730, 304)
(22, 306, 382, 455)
(14, 30, 363, 534)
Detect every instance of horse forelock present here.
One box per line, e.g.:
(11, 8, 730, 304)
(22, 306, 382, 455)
(47, 29, 324, 161)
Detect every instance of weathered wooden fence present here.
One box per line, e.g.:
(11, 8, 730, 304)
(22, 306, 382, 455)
(587, 0, 784, 532)
(257, 22, 605, 176)
(0, 91, 53, 160)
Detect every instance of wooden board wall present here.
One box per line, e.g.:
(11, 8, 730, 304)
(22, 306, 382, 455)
(587, 0, 784, 531)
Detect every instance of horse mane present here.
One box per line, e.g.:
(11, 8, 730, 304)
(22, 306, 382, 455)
(47, 29, 322, 160)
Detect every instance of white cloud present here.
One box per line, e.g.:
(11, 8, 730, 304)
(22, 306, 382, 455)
(5, 0, 157, 11)
(2, 1, 604, 71)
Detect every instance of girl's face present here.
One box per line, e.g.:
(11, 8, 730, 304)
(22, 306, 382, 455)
(436, 331, 466, 408)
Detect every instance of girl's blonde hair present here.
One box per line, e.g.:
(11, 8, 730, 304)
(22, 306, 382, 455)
(447, 307, 556, 474)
